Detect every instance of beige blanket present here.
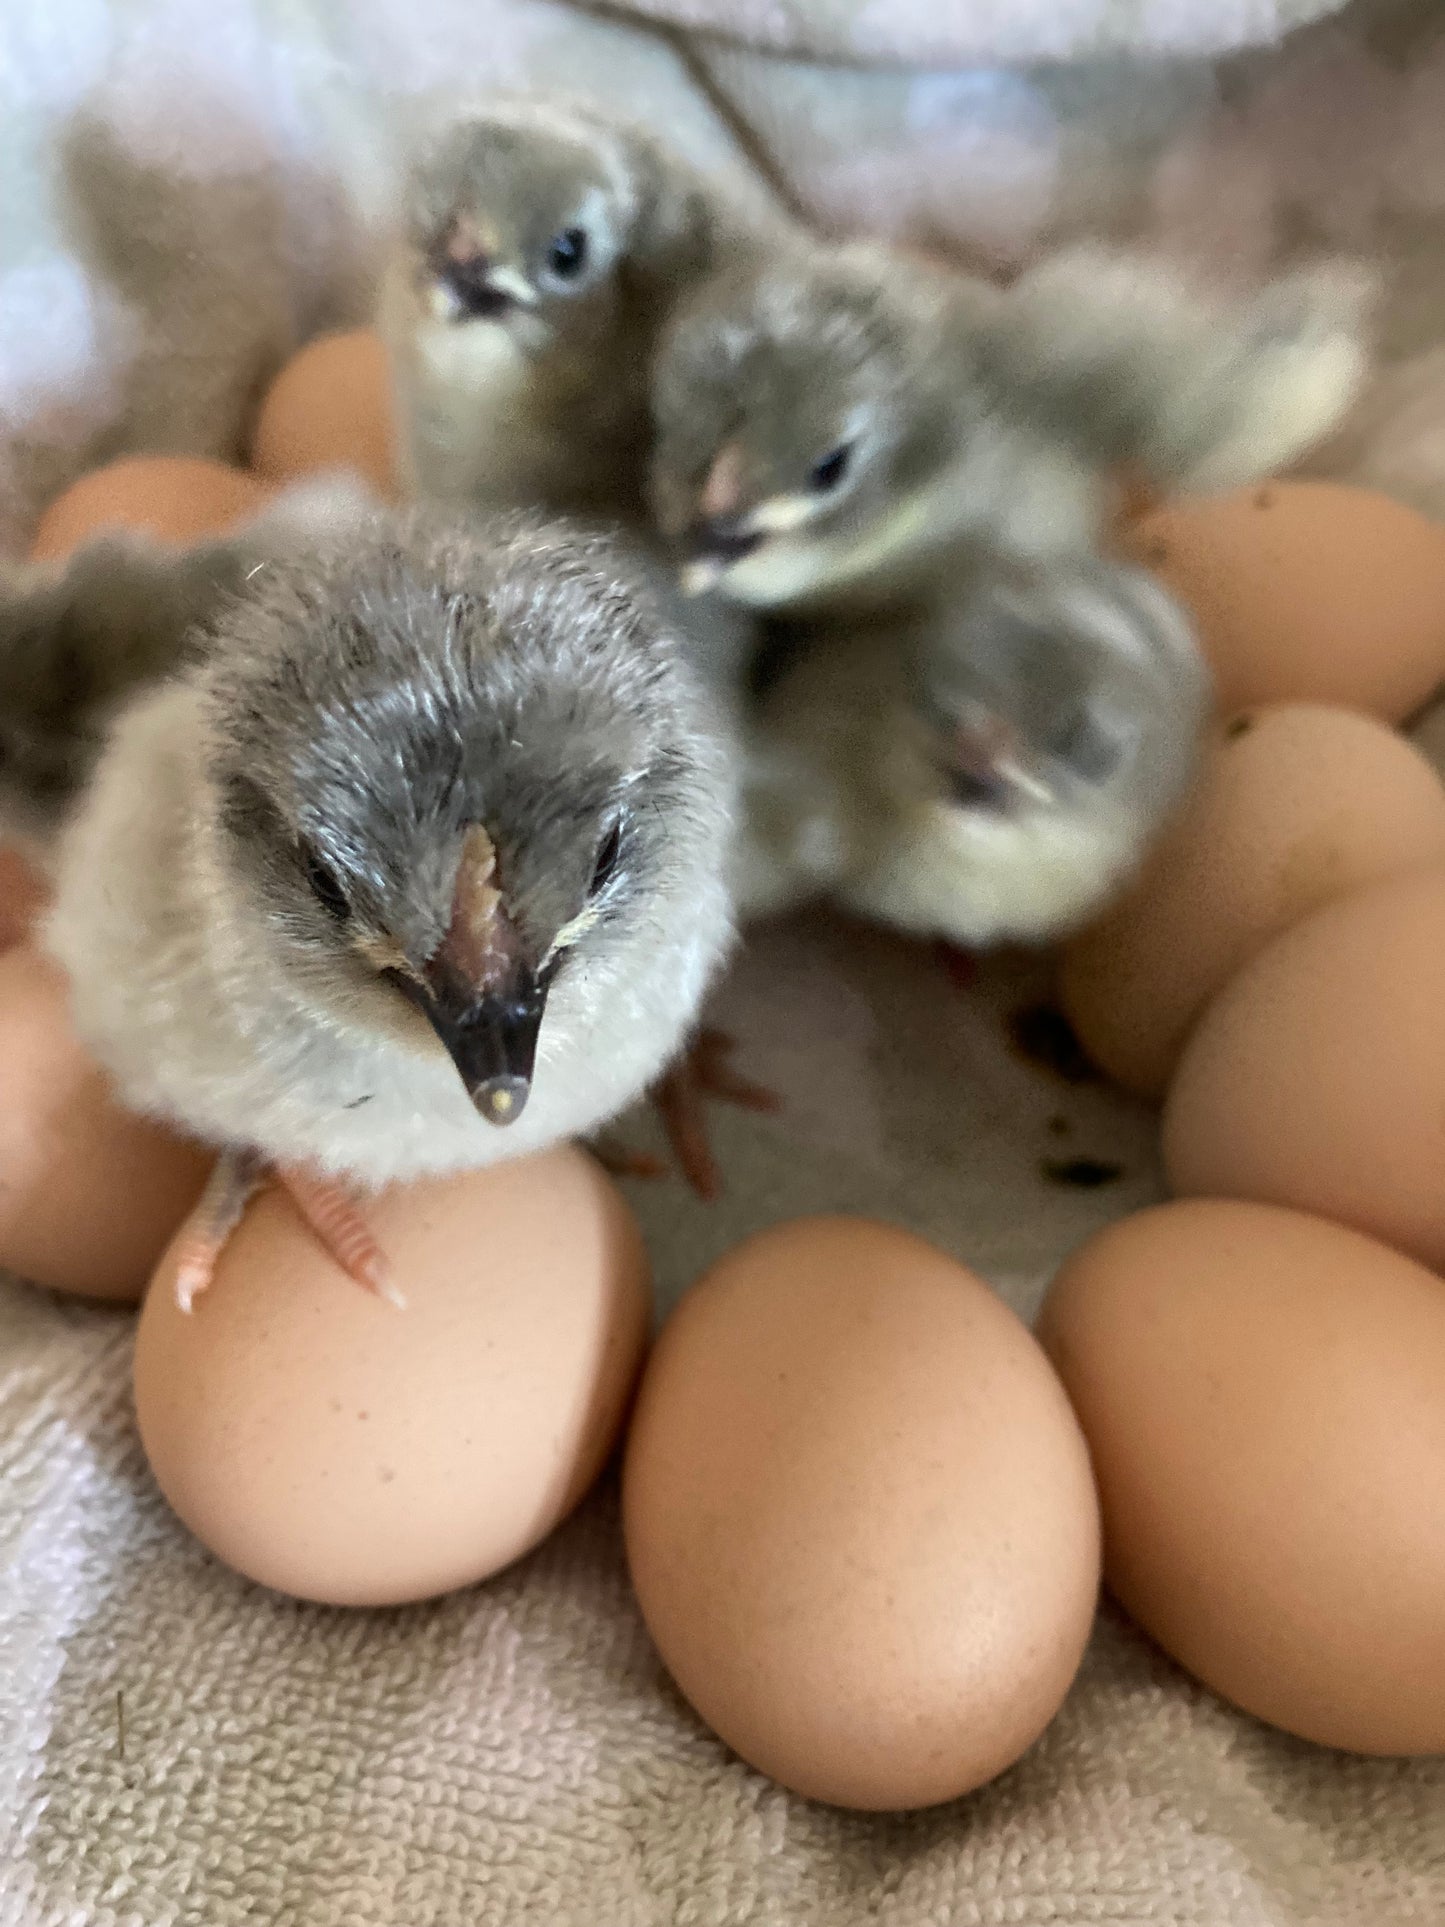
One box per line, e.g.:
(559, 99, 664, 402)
(2, 1, 1443, 1920)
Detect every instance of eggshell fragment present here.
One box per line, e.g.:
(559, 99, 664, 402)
(623, 1215, 1100, 1810)
(1163, 869, 1445, 1269)
(1121, 482, 1445, 721)
(1060, 704, 1445, 1096)
(136, 1146, 649, 1606)
(250, 328, 398, 498)
(0, 946, 213, 1300)
(31, 456, 269, 561)
(1039, 1199, 1445, 1754)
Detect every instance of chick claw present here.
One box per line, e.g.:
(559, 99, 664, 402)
(172, 1154, 405, 1311)
(651, 1027, 781, 1202)
(276, 1165, 406, 1310)
(172, 1149, 264, 1313)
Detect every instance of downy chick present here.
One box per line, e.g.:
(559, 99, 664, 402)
(650, 237, 1371, 612)
(5, 508, 734, 1306)
(380, 92, 759, 519)
(0, 475, 376, 853)
(733, 555, 1209, 946)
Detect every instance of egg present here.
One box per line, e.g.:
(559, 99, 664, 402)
(0, 946, 213, 1300)
(1164, 869, 1445, 1269)
(250, 328, 398, 499)
(0, 847, 49, 953)
(135, 1146, 648, 1606)
(1120, 482, 1445, 722)
(622, 1215, 1100, 1810)
(31, 456, 270, 562)
(1060, 704, 1445, 1096)
(1039, 1199, 1445, 1753)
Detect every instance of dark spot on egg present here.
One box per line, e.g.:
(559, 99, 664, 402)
(1042, 1157, 1124, 1189)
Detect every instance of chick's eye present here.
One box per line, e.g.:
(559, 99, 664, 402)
(809, 442, 853, 493)
(546, 227, 589, 281)
(589, 819, 622, 898)
(304, 849, 351, 923)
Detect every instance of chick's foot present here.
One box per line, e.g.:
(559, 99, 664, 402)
(275, 1164, 405, 1309)
(651, 1027, 781, 1202)
(172, 1148, 265, 1312)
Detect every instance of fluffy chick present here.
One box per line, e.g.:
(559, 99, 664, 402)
(0, 477, 374, 853)
(380, 93, 757, 519)
(731, 556, 1208, 946)
(650, 237, 1371, 612)
(6, 507, 734, 1303)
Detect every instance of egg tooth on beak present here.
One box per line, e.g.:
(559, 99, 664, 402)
(391, 825, 549, 1125)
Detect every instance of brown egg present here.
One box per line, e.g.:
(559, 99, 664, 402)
(0, 946, 213, 1300)
(1040, 1199, 1445, 1753)
(1164, 869, 1445, 1268)
(135, 1147, 648, 1606)
(31, 456, 269, 562)
(0, 847, 49, 953)
(623, 1216, 1100, 1810)
(1060, 704, 1445, 1096)
(1120, 482, 1445, 722)
(251, 328, 398, 498)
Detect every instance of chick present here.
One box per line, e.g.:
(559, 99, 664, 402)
(380, 93, 756, 520)
(649, 237, 1370, 613)
(731, 555, 1209, 946)
(0, 476, 375, 854)
(4, 508, 734, 1306)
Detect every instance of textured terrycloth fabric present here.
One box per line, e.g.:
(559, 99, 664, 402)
(581, 0, 1347, 68)
(4, 0, 1445, 1922)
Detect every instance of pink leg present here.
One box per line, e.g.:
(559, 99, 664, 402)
(651, 1027, 781, 1202)
(173, 1149, 264, 1313)
(274, 1164, 405, 1309)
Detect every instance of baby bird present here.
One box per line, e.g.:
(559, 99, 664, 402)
(732, 555, 1209, 946)
(0, 476, 375, 852)
(380, 93, 757, 520)
(3, 508, 734, 1306)
(650, 237, 1371, 612)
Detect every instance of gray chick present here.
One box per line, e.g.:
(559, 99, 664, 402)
(6, 507, 734, 1307)
(0, 476, 375, 853)
(650, 236, 1371, 613)
(732, 555, 1209, 947)
(380, 92, 760, 521)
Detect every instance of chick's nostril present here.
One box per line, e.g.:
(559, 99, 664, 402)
(689, 519, 764, 565)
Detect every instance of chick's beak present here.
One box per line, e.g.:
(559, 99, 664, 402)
(428, 216, 536, 321)
(679, 442, 765, 593)
(392, 826, 548, 1126)
(680, 516, 766, 597)
(414, 954, 547, 1126)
